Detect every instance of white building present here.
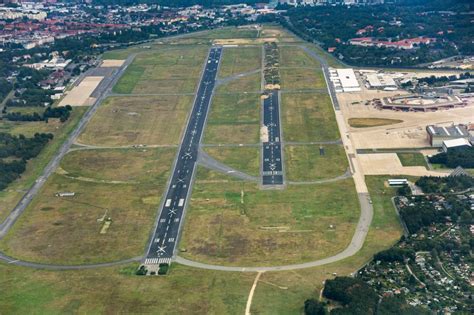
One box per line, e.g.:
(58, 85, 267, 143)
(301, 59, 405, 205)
(329, 68, 361, 93)
(442, 138, 472, 152)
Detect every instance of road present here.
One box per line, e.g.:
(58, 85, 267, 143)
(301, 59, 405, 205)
(261, 90, 284, 186)
(0, 54, 136, 240)
(144, 47, 222, 266)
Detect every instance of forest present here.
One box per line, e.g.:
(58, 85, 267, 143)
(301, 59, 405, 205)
(282, 1, 473, 67)
(428, 147, 474, 168)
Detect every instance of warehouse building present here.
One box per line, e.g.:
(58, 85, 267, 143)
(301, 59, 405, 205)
(426, 124, 470, 147)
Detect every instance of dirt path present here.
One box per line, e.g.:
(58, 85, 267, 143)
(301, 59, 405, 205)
(245, 272, 263, 315)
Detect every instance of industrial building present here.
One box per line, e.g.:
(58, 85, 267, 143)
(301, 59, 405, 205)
(442, 138, 472, 152)
(329, 68, 361, 93)
(426, 124, 470, 147)
(364, 72, 398, 90)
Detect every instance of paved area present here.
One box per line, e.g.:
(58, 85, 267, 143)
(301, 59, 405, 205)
(358, 153, 450, 177)
(144, 47, 222, 266)
(101, 59, 125, 67)
(261, 90, 284, 186)
(59, 76, 104, 106)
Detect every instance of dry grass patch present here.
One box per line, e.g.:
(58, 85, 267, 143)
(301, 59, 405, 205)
(0, 262, 254, 314)
(61, 147, 176, 183)
(114, 45, 208, 94)
(285, 144, 348, 181)
(348, 117, 404, 128)
(280, 68, 326, 90)
(282, 93, 339, 142)
(250, 176, 403, 314)
(280, 46, 321, 68)
(79, 95, 193, 146)
(204, 93, 260, 144)
(0, 174, 165, 265)
(0, 148, 176, 265)
(203, 146, 260, 177)
(219, 46, 261, 78)
(216, 72, 261, 94)
(180, 178, 359, 266)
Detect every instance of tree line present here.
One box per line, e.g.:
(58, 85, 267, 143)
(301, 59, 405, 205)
(0, 133, 53, 191)
(3, 105, 73, 123)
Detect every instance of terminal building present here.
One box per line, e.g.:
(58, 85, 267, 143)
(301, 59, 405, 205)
(426, 124, 470, 147)
(329, 68, 361, 93)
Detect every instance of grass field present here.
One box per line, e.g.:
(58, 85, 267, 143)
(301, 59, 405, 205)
(215, 72, 261, 94)
(79, 95, 193, 146)
(348, 117, 404, 128)
(280, 68, 326, 90)
(61, 147, 176, 183)
(397, 152, 427, 168)
(0, 107, 87, 222)
(203, 147, 260, 177)
(250, 176, 403, 313)
(285, 145, 348, 181)
(0, 262, 254, 314)
(0, 175, 402, 314)
(219, 47, 261, 78)
(281, 93, 340, 142)
(194, 27, 259, 40)
(0, 148, 176, 265)
(280, 46, 321, 68)
(179, 177, 359, 266)
(113, 45, 208, 94)
(204, 93, 260, 144)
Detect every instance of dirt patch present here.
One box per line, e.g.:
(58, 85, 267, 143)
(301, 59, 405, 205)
(101, 59, 125, 67)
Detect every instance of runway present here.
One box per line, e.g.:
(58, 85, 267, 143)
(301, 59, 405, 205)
(144, 47, 222, 266)
(262, 90, 284, 186)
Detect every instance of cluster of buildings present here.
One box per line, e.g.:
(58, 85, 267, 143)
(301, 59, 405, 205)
(349, 36, 436, 50)
(0, 1, 280, 51)
(358, 194, 473, 313)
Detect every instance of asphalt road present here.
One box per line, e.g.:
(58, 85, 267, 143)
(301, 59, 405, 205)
(0, 54, 136, 240)
(261, 90, 284, 186)
(144, 47, 222, 266)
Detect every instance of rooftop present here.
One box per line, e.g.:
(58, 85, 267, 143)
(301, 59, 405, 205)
(427, 125, 469, 138)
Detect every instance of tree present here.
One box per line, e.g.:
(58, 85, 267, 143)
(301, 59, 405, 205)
(304, 299, 326, 315)
(460, 210, 472, 224)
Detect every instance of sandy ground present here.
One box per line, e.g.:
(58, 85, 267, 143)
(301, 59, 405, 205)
(337, 87, 474, 149)
(59, 76, 103, 107)
(358, 153, 450, 177)
(101, 59, 125, 67)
